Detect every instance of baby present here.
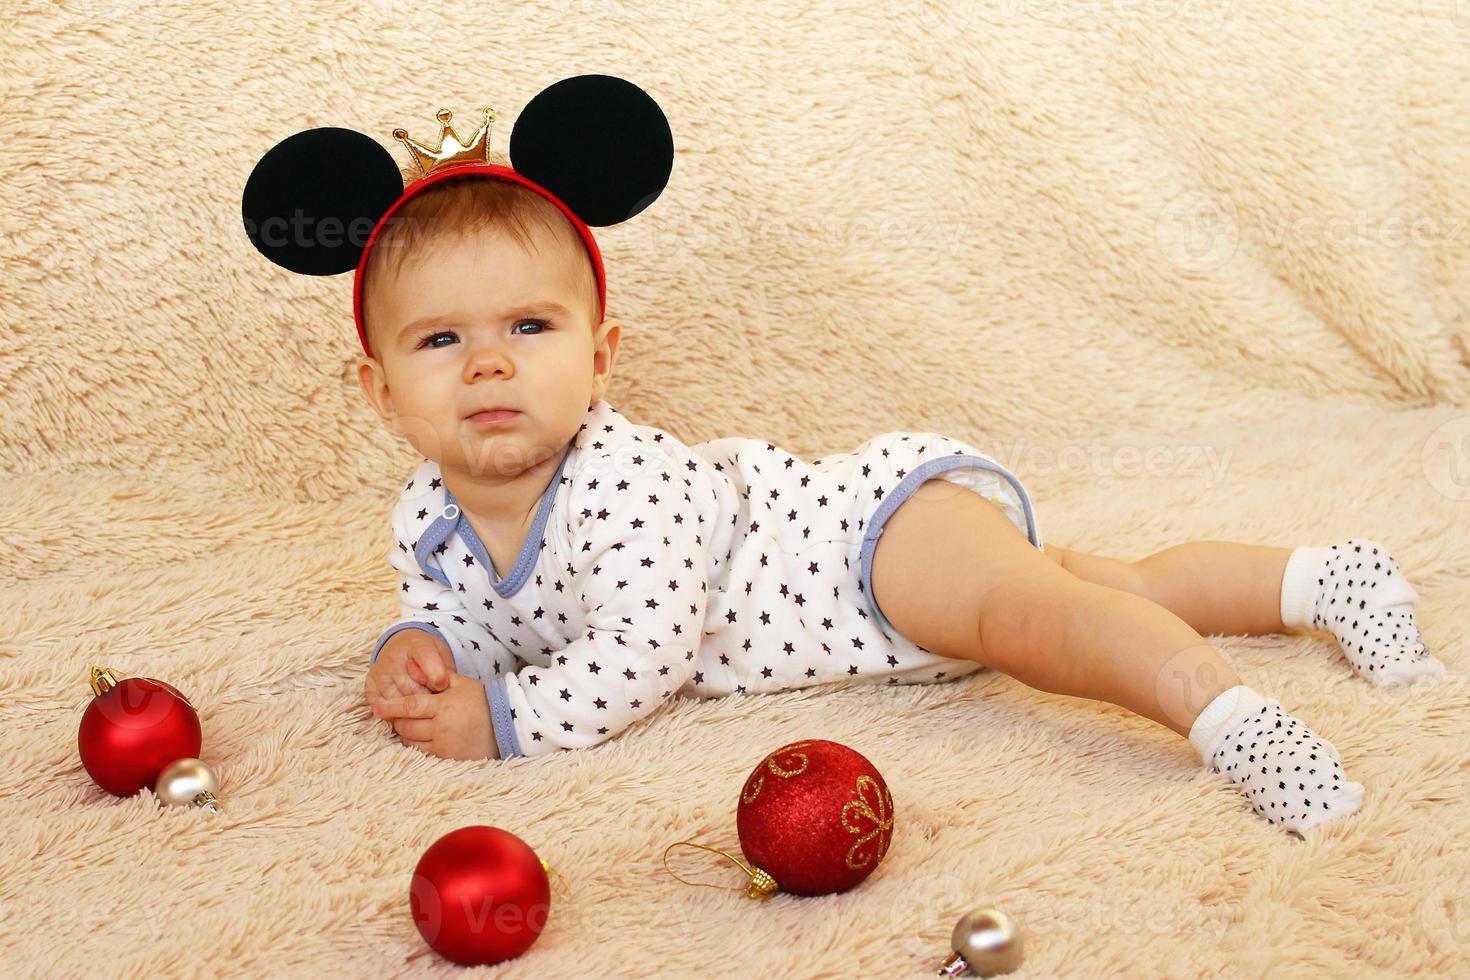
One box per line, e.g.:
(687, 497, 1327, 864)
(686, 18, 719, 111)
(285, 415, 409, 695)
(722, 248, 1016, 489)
(358, 170, 1447, 836)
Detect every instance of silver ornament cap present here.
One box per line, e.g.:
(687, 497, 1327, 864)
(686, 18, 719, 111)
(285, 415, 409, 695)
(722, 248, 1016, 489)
(937, 907, 1023, 976)
(155, 757, 220, 813)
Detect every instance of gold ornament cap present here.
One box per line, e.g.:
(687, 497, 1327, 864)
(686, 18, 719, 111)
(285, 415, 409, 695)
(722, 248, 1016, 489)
(88, 665, 124, 697)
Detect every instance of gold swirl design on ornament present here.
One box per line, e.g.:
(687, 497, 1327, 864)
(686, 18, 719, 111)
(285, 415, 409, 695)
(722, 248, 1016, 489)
(741, 740, 816, 804)
(841, 775, 894, 870)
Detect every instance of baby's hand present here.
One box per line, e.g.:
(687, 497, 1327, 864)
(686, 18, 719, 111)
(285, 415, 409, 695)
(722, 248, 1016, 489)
(365, 630, 454, 714)
(381, 672, 497, 761)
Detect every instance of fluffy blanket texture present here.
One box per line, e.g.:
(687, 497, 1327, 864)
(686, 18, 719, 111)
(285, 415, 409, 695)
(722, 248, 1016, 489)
(3, 0, 1467, 975)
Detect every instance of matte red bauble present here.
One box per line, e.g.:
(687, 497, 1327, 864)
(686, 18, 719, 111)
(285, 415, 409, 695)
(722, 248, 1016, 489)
(410, 825, 552, 966)
(735, 738, 895, 897)
(77, 666, 202, 797)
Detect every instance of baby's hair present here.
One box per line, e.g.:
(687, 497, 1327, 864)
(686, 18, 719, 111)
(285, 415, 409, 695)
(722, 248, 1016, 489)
(361, 154, 602, 350)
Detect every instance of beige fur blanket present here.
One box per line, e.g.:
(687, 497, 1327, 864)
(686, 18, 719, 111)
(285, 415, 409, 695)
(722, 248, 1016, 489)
(3, 0, 1467, 974)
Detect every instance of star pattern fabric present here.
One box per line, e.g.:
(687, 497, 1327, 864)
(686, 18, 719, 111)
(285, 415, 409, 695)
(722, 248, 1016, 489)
(370, 399, 1046, 759)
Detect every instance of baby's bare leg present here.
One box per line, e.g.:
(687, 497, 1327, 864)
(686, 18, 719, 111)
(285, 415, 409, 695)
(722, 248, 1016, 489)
(873, 485, 1369, 832)
(1054, 541, 1293, 637)
(1061, 537, 1446, 686)
(1000, 577, 1243, 739)
(873, 483, 1367, 833)
(872, 483, 1241, 738)
(1008, 578, 1365, 832)
(1136, 541, 1295, 636)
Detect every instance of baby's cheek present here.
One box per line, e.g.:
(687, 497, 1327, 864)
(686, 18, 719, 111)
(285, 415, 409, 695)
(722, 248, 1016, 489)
(392, 414, 446, 461)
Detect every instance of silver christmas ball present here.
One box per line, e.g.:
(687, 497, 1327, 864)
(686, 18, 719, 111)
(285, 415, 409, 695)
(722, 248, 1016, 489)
(155, 757, 220, 813)
(937, 907, 1023, 976)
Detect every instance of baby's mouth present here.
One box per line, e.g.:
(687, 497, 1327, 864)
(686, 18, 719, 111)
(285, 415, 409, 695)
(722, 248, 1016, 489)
(466, 409, 521, 425)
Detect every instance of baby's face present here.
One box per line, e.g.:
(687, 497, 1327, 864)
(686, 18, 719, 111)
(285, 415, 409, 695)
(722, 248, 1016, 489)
(357, 225, 618, 483)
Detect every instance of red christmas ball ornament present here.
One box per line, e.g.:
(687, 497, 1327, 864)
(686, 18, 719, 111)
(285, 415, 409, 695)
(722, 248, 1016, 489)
(735, 738, 895, 897)
(410, 826, 552, 966)
(77, 666, 202, 797)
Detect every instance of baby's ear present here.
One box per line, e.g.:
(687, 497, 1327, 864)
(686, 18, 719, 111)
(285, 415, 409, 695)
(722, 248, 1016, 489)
(357, 357, 394, 422)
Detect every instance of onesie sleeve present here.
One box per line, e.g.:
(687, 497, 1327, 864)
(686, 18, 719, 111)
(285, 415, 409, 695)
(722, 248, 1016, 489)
(485, 459, 710, 759)
(368, 494, 504, 681)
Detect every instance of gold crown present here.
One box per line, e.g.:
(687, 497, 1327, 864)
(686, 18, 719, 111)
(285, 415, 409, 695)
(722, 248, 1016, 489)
(392, 106, 496, 178)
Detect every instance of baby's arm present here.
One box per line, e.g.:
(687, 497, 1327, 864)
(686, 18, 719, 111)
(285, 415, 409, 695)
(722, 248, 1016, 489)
(482, 457, 710, 758)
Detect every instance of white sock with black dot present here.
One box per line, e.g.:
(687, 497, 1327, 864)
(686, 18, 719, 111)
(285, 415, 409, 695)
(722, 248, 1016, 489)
(1278, 538, 1446, 686)
(1188, 684, 1365, 835)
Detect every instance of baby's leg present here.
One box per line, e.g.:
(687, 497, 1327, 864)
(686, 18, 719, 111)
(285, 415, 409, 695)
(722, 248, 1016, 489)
(872, 482, 1365, 834)
(1051, 541, 1291, 637)
(1029, 582, 1365, 834)
(1131, 539, 1441, 669)
(1055, 539, 1444, 685)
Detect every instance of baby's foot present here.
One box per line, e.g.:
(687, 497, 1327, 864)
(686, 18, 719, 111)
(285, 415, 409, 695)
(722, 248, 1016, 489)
(1188, 684, 1365, 835)
(1278, 538, 1446, 686)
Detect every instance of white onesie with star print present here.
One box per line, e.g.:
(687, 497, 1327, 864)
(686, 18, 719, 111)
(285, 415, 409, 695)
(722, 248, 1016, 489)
(369, 398, 1044, 759)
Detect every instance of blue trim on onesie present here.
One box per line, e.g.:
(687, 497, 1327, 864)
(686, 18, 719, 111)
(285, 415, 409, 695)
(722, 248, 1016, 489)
(411, 444, 573, 597)
(858, 454, 1042, 638)
(483, 674, 523, 759)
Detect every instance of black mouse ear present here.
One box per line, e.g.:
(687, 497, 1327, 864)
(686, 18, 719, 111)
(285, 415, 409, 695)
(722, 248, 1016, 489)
(242, 127, 405, 276)
(509, 75, 674, 227)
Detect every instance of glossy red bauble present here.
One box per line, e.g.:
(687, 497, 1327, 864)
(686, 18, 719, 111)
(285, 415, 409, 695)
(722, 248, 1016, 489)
(736, 738, 895, 896)
(77, 668, 202, 797)
(410, 825, 551, 966)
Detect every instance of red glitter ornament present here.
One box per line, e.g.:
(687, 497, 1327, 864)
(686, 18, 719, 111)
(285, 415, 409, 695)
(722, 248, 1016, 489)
(77, 666, 202, 797)
(735, 738, 895, 897)
(409, 826, 552, 966)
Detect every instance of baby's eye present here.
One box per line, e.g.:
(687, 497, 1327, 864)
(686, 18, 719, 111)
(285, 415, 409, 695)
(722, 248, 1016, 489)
(416, 319, 550, 349)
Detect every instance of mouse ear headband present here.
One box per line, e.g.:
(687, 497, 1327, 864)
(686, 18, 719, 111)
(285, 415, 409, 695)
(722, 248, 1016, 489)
(241, 73, 674, 358)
